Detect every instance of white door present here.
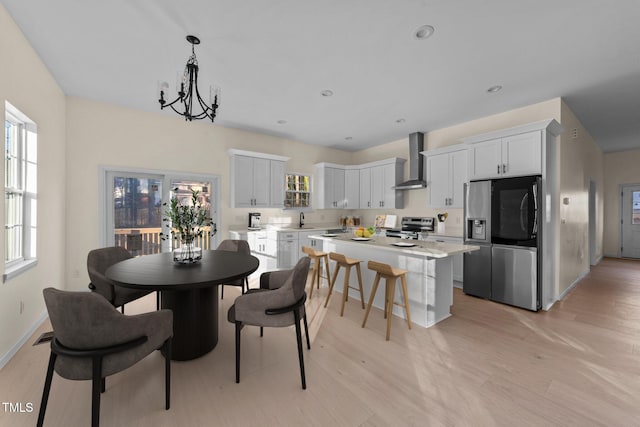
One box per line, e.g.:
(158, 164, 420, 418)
(450, 149, 468, 208)
(621, 184, 640, 258)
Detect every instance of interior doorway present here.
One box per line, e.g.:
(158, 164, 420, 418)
(620, 183, 640, 259)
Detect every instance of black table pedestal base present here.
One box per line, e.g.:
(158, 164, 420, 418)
(161, 286, 218, 361)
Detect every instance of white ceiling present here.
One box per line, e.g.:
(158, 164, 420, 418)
(3, 0, 640, 152)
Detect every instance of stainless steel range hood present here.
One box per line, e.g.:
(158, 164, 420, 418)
(393, 132, 426, 190)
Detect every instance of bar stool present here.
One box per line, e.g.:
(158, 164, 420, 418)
(362, 260, 412, 341)
(301, 246, 330, 298)
(324, 252, 365, 316)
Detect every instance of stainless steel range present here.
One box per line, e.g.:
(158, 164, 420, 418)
(386, 217, 435, 239)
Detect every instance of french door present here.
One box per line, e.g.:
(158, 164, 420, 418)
(103, 169, 219, 255)
(621, 184, 640, 258)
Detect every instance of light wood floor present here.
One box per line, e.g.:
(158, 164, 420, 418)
(1, 258, 640, 426)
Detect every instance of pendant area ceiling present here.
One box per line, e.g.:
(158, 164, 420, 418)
(3, 0, 640, 152)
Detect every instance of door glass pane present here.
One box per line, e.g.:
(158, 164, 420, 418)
(169, 180, 213, 250)
(632, 191, 640, 224)
(285, 173, 311, 208)
(113, 177, 163, 255)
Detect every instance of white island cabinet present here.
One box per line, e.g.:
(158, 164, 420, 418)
(310, 235, 478, 328)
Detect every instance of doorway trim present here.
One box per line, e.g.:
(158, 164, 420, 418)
(588, 178, 597, 265)
(99, 165, 221, 251)
(619, 183, 640, 259)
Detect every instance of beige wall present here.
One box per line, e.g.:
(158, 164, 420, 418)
(557, 101, 604, 294)
(603, 149, 640, 256)
(65, 97, 352, 291)
(0, 4, 67, 362)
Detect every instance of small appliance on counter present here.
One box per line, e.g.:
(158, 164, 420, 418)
(248, 212, 261, 230)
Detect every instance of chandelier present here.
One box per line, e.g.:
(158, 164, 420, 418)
(158, 35, 220, 122)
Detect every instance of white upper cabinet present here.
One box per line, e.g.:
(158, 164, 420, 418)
(425, 146, 468, 208)
(229, 149, 290, 208)
(344, 168, 360, 209)
(467, 130, 542, 180)
(316, 158, 404, 210)
(359, 167, 372, 208)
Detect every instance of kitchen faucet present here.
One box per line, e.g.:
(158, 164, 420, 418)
(299, 212, 305, 228)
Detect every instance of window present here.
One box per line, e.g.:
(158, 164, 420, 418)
(4, 102, 37, 281)
(284, 173, 311, 208)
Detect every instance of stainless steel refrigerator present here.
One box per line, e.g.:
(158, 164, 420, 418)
(463, 176, 541, 311)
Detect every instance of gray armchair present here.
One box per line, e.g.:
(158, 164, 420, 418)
(227, 257, 311, 389)
(38, 287, 173, 427)
(87, 246, 157, 312)
(217, 239, 251, 299)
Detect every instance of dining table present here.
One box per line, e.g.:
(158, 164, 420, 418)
(105, 250, 259, 361)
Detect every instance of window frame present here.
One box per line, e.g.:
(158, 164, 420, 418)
(4, 102, 38, 282)
(284, 172, 313, 210)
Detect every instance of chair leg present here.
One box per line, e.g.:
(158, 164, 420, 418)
(386, 279, 397, 341)
(308, 259, 318, 298)
(355, 263, 365, 309)
(400, 274, 412, 330)
(293, 310, 307, 390)
(362, 274, 381, 328)
(235, 321, 242, 383)
(164, 338, 171, 410)
(37, 351, 57, 427)
(324, 264, 341, 308)
(303, 310, 311, 350)
(91, 356, 103, 427)
(244, 277, 250, 293)
(323, 256, 330, 288)
(340, 265, 351, 316)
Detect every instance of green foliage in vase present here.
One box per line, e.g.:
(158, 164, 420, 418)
(161, 188, 217, 243)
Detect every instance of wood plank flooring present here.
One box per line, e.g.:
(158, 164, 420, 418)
(1, 257, 639, 426)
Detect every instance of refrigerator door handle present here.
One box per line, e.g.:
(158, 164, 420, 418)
(532, 182, 538, 236)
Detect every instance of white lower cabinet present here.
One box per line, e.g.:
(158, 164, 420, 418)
(423, 235, 464, 285)
(277, 231, 299, 269)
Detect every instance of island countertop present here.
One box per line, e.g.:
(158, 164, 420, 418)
(310, 234, 478, 258)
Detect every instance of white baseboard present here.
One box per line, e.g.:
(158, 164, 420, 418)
(0, 311, 48, 370)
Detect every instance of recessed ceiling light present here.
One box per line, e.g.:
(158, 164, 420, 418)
(396, 118, 406, 124)
(320, 90, 334, 97)
(277, 120, 287, 124)
(414, 25, 435, 40)
(487, 85, 503, 93)
(345, 136, 353, 140)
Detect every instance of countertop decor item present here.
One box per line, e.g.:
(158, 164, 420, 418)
(437, 212, 448, 234)
(162, 188, 217, 264)
(158, 35, 220, 122)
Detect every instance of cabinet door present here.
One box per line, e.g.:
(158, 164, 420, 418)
(278, 238, 299, 269)
(299, 230, 326, 249)
(359, 167, 372, 209)
(370, 166, 384, 208)
(469, 139, 501, 180)
(233, 156, 255, 207)
(501, 131, 542, 177)
(344, 169, 359, 209)
(449, 150, 468, 208)
(332, 168, 346, 208)
(427, 153, 450, 208)
(381, 163, 398, 209)
(323, 167, 336, 208)
(252, 158, 271, 207)
(269, 160, 285, 208)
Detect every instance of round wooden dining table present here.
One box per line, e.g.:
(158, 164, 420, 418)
(105, 250, 259, 361)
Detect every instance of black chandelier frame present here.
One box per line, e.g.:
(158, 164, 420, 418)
(159, 35, 219, 122)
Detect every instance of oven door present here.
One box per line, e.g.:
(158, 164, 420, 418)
(491, 175, 540, 246)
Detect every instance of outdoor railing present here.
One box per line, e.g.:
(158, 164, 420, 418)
(114, 227, 213, 255)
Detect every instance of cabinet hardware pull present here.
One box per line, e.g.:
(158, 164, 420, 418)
(502, 164, 506, 173)
(497, 165, 500, 174)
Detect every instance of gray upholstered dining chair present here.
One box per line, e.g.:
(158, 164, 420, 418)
(87, 246, 158, 312)
(227, 257, 311, 389)
(38, 288, 172, 427)
(217, 239, 251, 299)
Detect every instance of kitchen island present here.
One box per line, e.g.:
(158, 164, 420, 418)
(310, 234, 479, 328)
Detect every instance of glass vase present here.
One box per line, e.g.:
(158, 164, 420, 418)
(173, 241, 202, 264)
